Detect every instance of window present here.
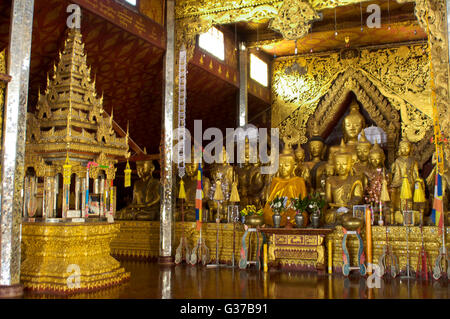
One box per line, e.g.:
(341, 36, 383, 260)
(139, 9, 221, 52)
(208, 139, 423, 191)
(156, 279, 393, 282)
(124, 0, 136, 5)
(250, 53, 268, 87)
(199, 27, 225, 61)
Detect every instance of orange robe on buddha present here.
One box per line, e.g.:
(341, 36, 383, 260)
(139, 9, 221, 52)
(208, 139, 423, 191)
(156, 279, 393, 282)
(263, 176, 308, 227)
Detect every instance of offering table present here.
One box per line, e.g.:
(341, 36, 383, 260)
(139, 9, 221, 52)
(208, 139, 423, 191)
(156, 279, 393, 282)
(260, 228, 333, 272)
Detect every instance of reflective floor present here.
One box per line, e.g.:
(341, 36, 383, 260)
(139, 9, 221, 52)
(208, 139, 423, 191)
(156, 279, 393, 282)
(24, 260, 450, 299)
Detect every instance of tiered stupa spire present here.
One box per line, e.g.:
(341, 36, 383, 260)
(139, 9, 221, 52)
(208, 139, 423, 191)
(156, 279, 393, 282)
(26, 28, 128, 177)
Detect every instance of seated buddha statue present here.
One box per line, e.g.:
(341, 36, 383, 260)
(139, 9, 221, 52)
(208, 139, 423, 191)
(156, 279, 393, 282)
(236, 140, 264, 208)
(263, 146, 308, 227)
(116, 160, 160, 221)
(324, 150, 364, 226)
(328, 98, 365, 164)
(390, 139, 419, 212)
(318, 162, 335, 198)
(208, 146, 234, 221)
(303, 124, 327, 192)
(294, 144, 311, 189)
(176, 154, 211, 222)
(353, 130, 372, 188)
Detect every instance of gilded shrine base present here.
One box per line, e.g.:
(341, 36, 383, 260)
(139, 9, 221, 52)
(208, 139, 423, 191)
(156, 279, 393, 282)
(20, 222, 130, 294)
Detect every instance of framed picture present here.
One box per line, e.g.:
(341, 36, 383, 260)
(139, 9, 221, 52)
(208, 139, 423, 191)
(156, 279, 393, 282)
(403, 210, 414, 226)
(88, 194, 101, 216)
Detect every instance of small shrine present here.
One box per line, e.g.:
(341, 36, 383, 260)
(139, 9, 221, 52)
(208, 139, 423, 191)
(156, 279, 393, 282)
(24, 28, 129, 221)
(18, 28, 130, 294)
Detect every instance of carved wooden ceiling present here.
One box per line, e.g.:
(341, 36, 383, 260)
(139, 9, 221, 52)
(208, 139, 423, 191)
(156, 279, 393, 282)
(227, 0, 425, 56)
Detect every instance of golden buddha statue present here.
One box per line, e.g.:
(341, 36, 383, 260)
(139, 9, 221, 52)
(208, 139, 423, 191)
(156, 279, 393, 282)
(208, 146, 235, 221)
(328, 99, 365, 164)
(390, 139, 419, 212)
(324, 150, 364, 226)
(353, 130, 372, 188)
(116, 160, 160, 221)
(176, 155, 211, 222)
(303, 124, 327, 192)
(318, 162, 335, 197)
(294, 144, 311, 188)
(263, 146, 308, 227)
(236, 140, 265, 208)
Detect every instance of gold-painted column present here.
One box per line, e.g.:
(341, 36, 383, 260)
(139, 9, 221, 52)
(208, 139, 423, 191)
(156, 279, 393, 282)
(238, 42, 248, 127)
(159, 0, 175, 263)
(0, 0, 34, 298)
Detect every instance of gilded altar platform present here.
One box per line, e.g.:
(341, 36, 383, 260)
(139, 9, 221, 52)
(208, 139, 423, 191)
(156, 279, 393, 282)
(20, 222, 130, 294)
(110, 221, 257, 263)
(326, 226, 450, 274)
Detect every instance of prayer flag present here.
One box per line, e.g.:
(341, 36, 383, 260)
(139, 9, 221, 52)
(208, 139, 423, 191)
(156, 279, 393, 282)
(431, 173, 444, 234)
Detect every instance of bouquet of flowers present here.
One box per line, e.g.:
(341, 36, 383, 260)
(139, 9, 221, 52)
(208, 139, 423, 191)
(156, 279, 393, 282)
(307, 192, 325, 214)
(289, 195, 309, 215)
(270, 195, 288, 214)
(240, 205, 263, 217)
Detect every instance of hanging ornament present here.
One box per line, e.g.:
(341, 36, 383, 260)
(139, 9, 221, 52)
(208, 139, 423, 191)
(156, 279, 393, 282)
(214, 180, 225, 201)
(63, 154, 72, 185)
(413, 178, 426, 203)
(400, 175, 412, 200)
(178, 44, 187, 179)
(229, 173, 240, 203)
(124, 160, 131, 187)
(360, 1, 364, 32)
(179, 179, 186, 199)
(334, 7, 338, 37)
(380, 175, 390, 202)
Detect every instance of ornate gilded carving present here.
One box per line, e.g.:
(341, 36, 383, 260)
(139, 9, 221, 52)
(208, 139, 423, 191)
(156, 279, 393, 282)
(411, 0, 450, 167)
(21, 222, 129, 293)
(274, 44, 434, 166)
(269, 0, 319, 40)
(25, 29, 128, 180)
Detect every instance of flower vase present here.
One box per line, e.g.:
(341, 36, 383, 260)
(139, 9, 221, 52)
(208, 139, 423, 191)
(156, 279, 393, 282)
(241, 216, 246, 224)
(295, 212, 304, 228)
(272, 211, 282, 228)
(310, 210, 320, 228)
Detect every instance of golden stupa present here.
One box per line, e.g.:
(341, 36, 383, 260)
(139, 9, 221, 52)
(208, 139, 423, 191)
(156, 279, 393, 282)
(24, 28, 129, 218)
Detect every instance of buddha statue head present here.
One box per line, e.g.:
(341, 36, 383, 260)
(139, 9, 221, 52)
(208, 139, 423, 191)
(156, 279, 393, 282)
(309, 123, 325, 160)
(279, 146, 297, 179)
(186, 147, 202, 178)
(325, 162, 335, 177)
(398, 139, 412, 157)
(356, 130, 372, 163)
(343, 99, 365, 143)
(136, 160, 155, 180)
(295, 145, 306, 163)
(334, 151, 353, 177)
(368, 142, 385, 169)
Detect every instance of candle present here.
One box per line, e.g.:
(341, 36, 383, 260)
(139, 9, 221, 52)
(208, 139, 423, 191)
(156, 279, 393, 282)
(263, 243, 268, 272)
(366, 206, 373, 275)
(328, 240, 333, 274)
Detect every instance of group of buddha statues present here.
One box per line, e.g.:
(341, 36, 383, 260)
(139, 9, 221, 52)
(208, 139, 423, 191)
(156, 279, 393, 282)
(116, 97, 448, 228)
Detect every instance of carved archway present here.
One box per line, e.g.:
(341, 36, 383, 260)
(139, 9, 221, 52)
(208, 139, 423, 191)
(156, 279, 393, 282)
(306, 68, 401, 165)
